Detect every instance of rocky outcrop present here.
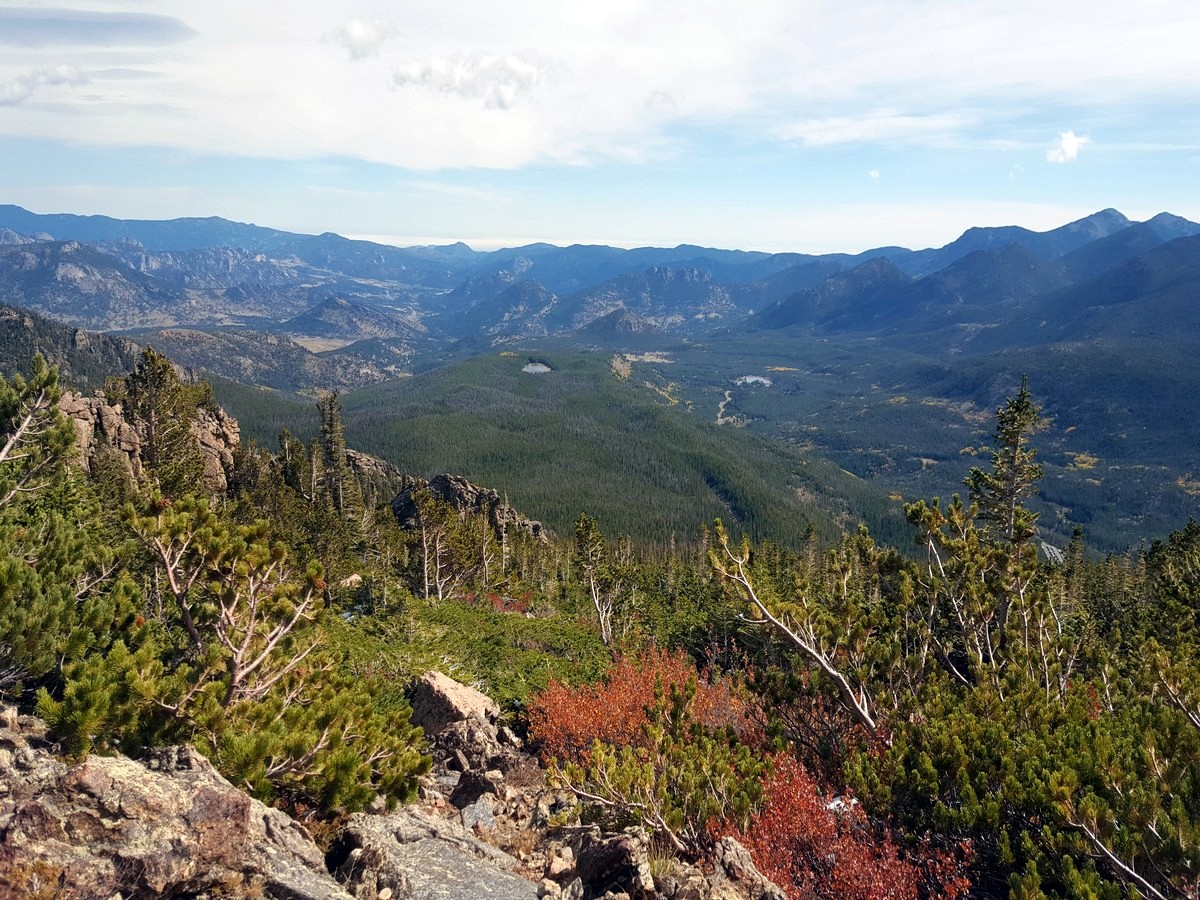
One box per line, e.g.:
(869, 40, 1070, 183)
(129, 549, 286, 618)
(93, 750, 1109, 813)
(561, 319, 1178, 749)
(190, 403, 241, 493)
(708, 837, 788, 900)
(571, 829, 657, 899)
(58, 390, 240, 493)
(409, 671, 501, 738)
(0, 706, 350, 900)
(392, 473, 548, 542)
(58, 390, 145, 481)
(2, 670, 787, 900)
(331, 807, 539, 900)
(347, 448, 405, 498)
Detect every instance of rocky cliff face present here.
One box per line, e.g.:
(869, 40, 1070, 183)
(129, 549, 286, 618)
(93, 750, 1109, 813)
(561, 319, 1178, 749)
(392, 473, 548, 542)
(58, 391, 241, 493)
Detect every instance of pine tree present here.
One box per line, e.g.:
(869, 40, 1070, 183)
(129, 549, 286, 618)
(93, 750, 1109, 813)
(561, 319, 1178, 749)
(576, 513, 625, 645)
(962, 376, 1045, 640)
(0, 353, 74, 505)
(316, 391, 361, 518)
(0, 356, 80, 694)
(964, 376, 1044, 548)
(116, 348, 205, 497)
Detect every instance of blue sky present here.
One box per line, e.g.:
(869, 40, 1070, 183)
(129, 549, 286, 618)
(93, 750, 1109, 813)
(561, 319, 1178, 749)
(1, 1, 1198, 253)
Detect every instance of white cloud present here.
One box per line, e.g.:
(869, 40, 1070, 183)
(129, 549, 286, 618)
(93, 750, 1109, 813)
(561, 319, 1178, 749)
(0, 64, 87, 106)
(0, 1, 1197, 174)
(778, 112, 972, 147)
(869, 169, 880, 179)
(392, 51, 546, 110)
(324, 19, 395, 60)
(1047, 130, 1090, 163)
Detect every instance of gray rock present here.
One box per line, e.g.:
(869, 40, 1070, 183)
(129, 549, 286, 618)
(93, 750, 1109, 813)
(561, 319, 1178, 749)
(450, 769, 503, 808)
(0, 707, 350, 900)
(710, 837, 788, 900)
(654, 861, 711, 900)
(392, 473, 548, 542)
(333, 807, 538, 900)
(58, 389, 241, 493)
(461, 795, 497, 832)
(571, 828, 655, 899)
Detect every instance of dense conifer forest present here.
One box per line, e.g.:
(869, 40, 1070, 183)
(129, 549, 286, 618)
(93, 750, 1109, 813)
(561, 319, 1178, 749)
(3, 349, 1200, 898)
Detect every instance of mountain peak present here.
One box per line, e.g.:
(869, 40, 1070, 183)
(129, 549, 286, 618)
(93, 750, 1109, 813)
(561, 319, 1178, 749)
(1064, 208, 1130, 234)
(1145, 212, 1200, 241)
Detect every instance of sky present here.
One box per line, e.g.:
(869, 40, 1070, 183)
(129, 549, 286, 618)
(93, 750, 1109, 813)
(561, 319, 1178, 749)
(1, 1, 1199, 254)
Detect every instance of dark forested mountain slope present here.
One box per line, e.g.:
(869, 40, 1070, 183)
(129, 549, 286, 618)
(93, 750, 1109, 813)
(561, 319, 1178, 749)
(1059, 222, 1167, 282)
(0, 302, 139, 389)
(728, 258, 847, 312)
(336, 351, 907, 545)
(748, 257, 912, 331)
(574, 308, 668, 346)
(967, 234, 1200, 350)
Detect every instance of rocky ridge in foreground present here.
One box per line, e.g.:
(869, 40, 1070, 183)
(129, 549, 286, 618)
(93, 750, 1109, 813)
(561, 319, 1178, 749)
(1, 672, 786, 900)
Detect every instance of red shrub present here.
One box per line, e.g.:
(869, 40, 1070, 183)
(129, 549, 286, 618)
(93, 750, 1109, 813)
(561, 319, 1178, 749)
(717, 756, 971, 900)
(527, 646, 759, 763)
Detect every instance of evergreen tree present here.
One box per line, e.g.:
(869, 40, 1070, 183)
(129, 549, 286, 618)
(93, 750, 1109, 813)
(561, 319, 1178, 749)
(575, 513, 632, 645)
(0, 353, 74, 507)
(115, 348, 205, 497)
(963, 376, 1045, 639)
(278, 427, 314, 501)
(0, 356, 97, 696)
(964, 376, 1044, 548)
(316, 391, 362, 518)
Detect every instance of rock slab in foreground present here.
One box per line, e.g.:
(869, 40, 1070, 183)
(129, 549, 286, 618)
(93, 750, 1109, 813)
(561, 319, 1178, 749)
(0, 707, 350, 900)
(333, 806, 539, 900)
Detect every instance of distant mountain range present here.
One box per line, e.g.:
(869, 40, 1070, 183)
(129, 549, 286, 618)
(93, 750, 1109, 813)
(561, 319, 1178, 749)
(1, 202, 1198, 550)
(2, 203, 1197, 357)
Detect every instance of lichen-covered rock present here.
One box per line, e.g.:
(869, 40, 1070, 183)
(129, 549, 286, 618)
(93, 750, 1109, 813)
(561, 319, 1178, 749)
(654, 861, 712, 900)
(190, 402, 240, 492)
(347, 448, 404, 497)
(0, 707, 350, 900)
(59, 390, 144, 481)
(332, 806, 538, 900)
(709, 837, 788, 900)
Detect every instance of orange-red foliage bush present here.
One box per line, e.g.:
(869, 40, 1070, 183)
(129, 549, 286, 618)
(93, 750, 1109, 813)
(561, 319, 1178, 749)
(718, 756, 972, 900)
(527, 646, 759, 763)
